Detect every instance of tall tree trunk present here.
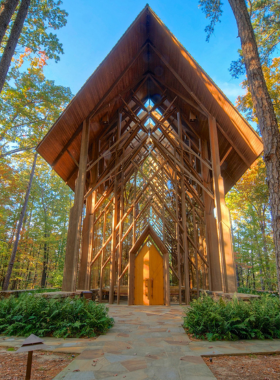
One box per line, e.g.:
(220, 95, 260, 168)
(259, 214, 272, 290)
(0, 0, 19, 46)
(2, 152, 37, 290)
(228, 0, 280, 296)
(40, 187, 48, 288)
(253, 228, 264, 290)
(0, 0, 31, 93)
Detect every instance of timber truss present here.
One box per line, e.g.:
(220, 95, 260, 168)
(39, 6, 262, 304)
(76, 75, 216, 304)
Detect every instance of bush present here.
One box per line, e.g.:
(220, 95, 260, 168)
(238, 287, 278, 297)
(0, 294, 114, 338)
(183, 294, 280, 341)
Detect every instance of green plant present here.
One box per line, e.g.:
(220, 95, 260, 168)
(0, 294, 114, 338)
(183, 294, 280, 341)
(238, 287, 278, 297)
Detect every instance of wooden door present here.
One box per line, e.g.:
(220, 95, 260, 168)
(134, 242, 164, 305)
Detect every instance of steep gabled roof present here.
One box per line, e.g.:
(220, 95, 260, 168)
(37, 5, 262, 192)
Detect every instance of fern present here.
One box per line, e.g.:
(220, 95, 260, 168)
(183, 294, 280, 341)
(0, 294, 114, 338)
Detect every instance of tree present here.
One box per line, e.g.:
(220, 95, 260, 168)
(237, 58, 280, 124)
(0, 0, 19, 46)
(226, 158, 276, 291)
(0, 53, 72, 290)
(199, 0, 280, 295)
(2, 151, 37, 290)
(0, 0, 68, 93)
(0, 56, 72, 153)
(0, 0, 31, 93)
(0, 152, 73, 289)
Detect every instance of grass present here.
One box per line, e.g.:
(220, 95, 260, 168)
(0, 293, 114, 338)
(183, 294, 280, 341)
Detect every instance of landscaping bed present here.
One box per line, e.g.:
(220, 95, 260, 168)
(0, 348, 76, 380)
(0, 293, 114, 338)
(183, 294, 280, 341)
(203, 354, 280, 379)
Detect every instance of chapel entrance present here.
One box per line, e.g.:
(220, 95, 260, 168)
(134, 242, 164, 305)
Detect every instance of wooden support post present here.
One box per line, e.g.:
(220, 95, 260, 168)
(162, 168, 166, 245)
(175, 169, 182, 304)
(201, 139, 221, 291)
(26, 351, 33, 380)
(109, 112, 121, 304)
(62, 119, 90, 292)
(117, 176, 123, 304)
(178, 111, 190, 304)
(133, 169, 137, 245)
(78, 138, 99, 290)
(117, 115, 124, 304)
(192, 207, 200, 298)
(208, 116, 237, 293)
(99, 210, 107, 301)
(109, 166, 118, 304)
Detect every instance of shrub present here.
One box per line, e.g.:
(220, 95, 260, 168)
(0, 294, 114, 338)
(238, 287, 278, 297)
(183, 294, 280, 341)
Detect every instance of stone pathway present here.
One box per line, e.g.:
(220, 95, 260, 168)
(0, 304, 279, 380)
(52, 304, 215, 380)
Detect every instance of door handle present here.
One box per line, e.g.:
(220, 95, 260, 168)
(145, 279, 148, 296)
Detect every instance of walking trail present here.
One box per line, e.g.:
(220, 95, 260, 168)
(54, 304, 214, 380)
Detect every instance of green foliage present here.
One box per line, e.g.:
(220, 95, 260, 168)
(198, 0, 223, 42)
(230, 0, 280, 78)
(238, 287, 278, 296)
(226, 158, 277, 292)
(183, 295, 280, 341)
(0, 0, 68, 63)
(0, 294, 114, 338)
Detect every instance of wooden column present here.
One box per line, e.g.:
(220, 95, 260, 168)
(78, 138, 99, 290)
(109, 112, 121, 304)
(178, 111, 190, 304)
(99, 210, 107, 300)
(175, 169, 182, 304)
(62, 119, 90, 292)
(117, 113, 124, 304)
(133, 169, 137, 245)
(192, 207, 200, 298)
(208, 116, 237, 293)
(201, 139, 221, 291)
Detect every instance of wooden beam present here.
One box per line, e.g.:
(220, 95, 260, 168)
(149, 43, 210, 116)
(178, 112, 190, 304)
(62, 118, 90, 292)
(174, 168, 182, 304)
(88, 43, 148, 121)
(117, 113, 123, 305)
(99, 209, 107, 301)
(78, 138, 99, 290)
(220, 146, 233, 166)
(52, 123, 83, 168)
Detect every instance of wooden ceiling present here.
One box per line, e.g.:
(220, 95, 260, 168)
(37, 5, 263, 193)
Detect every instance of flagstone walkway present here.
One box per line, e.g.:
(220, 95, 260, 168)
(1, 304, 280, 379)
(52, 304, 215, 380)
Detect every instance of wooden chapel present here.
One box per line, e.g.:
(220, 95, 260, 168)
(37, 5, 263, 305)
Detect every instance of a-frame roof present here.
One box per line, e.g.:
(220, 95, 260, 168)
(130, 224, 168, 257)
(37, 5, 263, 192)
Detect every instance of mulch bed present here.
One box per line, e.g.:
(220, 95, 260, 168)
(204, 354, 280, 379)
(0, 348, 77, 379)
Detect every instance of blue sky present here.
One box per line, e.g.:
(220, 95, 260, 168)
(44, 0, 246, 105)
